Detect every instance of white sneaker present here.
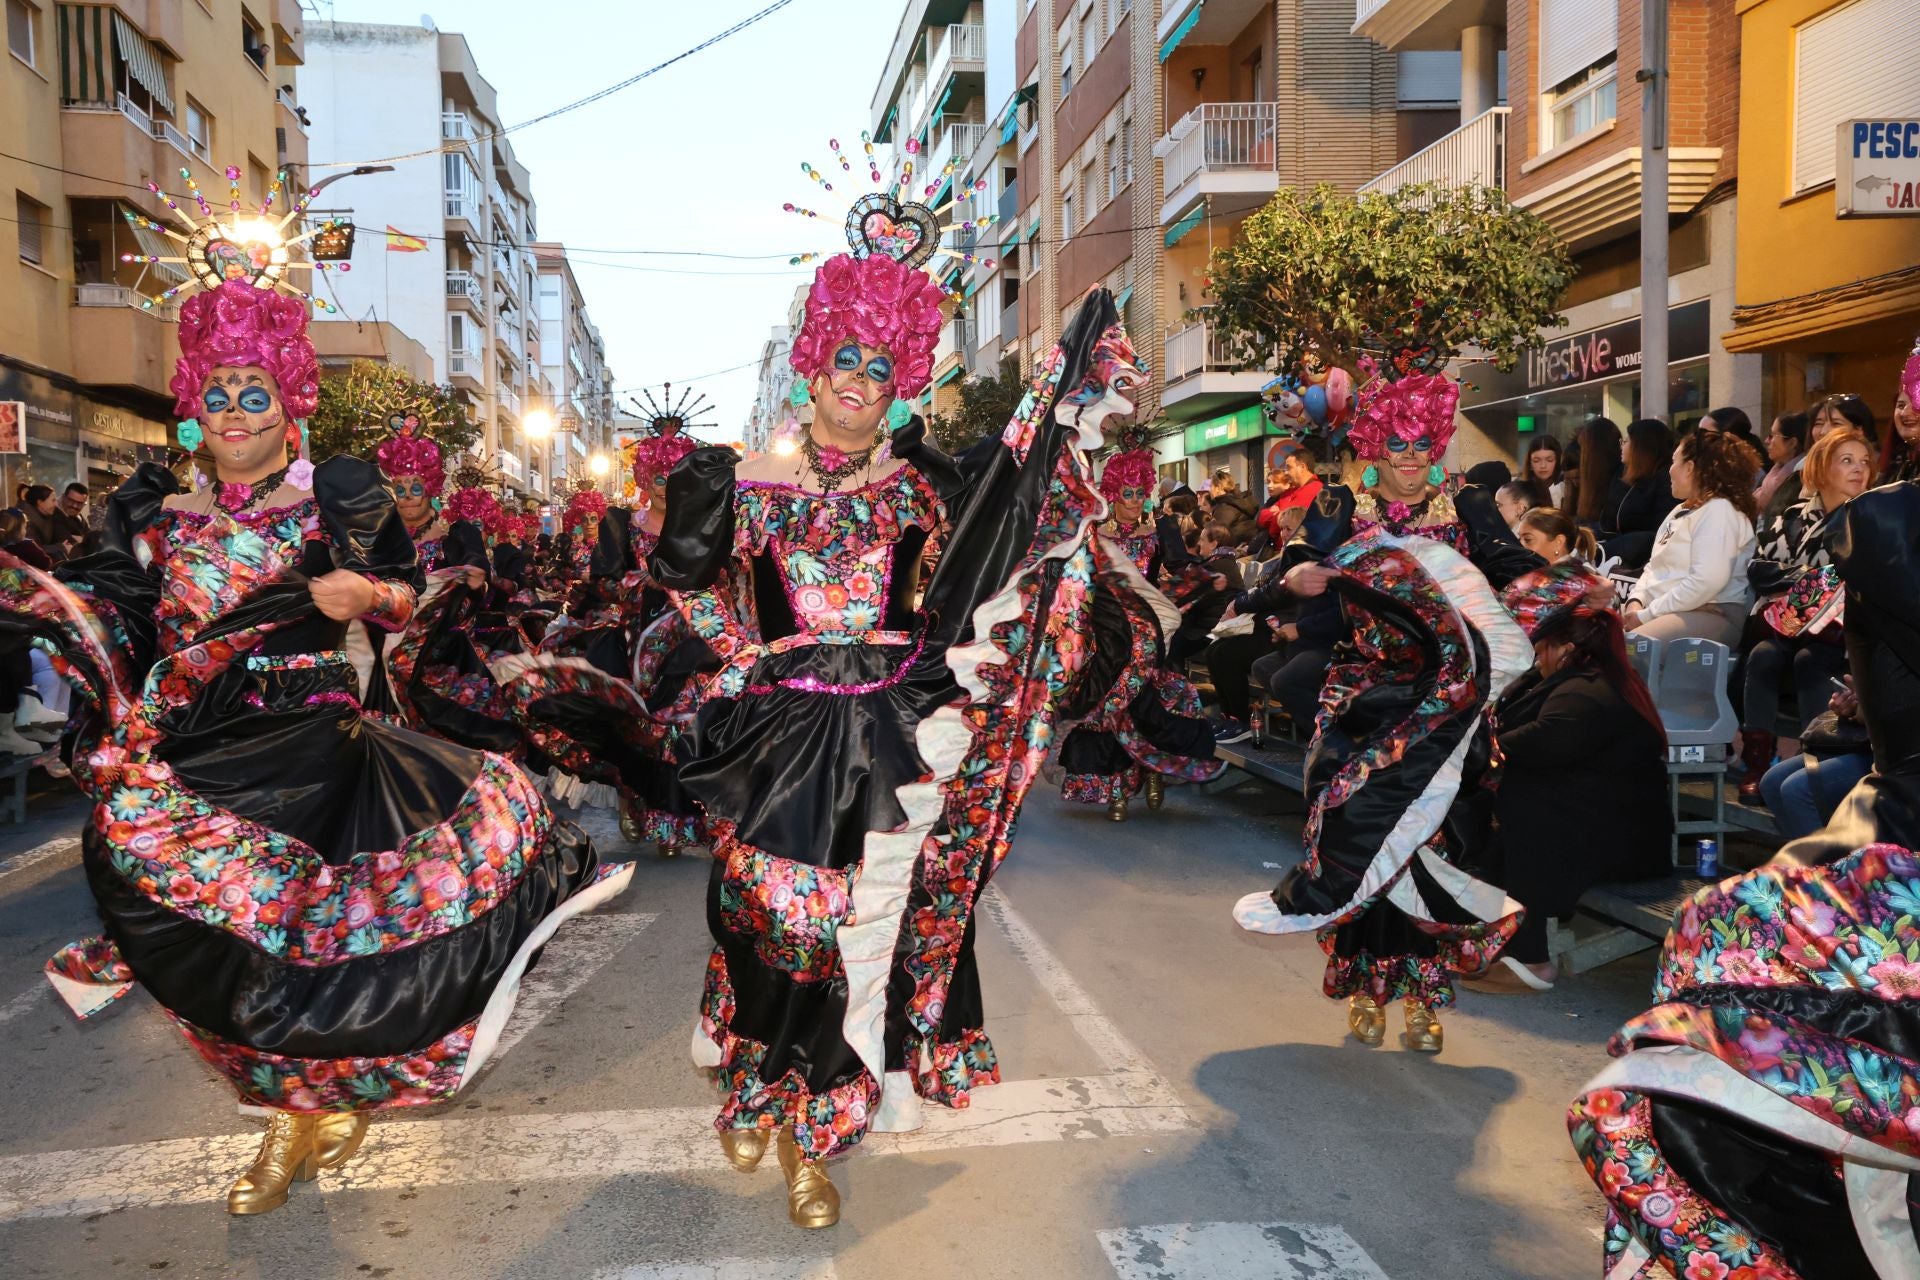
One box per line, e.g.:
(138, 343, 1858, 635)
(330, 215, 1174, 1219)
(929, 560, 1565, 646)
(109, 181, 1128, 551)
(15, 695, 64, 729)
(0, 725, 42, 755)
(16, 725, 59, 744)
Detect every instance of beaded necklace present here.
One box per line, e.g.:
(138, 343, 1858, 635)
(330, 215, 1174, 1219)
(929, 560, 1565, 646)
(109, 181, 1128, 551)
(214, 463, 293, 516)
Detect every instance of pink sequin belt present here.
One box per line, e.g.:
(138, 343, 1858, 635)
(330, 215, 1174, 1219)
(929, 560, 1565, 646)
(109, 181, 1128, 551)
(746, 630, 927, 697)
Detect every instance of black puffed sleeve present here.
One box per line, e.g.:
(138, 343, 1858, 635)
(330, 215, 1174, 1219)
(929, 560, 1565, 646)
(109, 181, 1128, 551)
(650, 446, 739, 593)
(1455, 483, 1546, 588)
(441, 519, 491, 571)
(890, 417, 965, 502)
(314, 455, 419, 586)
(86, 461, 180, 561)
(590, 506, 636, 579)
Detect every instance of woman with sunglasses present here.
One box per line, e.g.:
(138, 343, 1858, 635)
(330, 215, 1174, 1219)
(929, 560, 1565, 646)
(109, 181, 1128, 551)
(0, 279, 628, 1215)
(652, 254, 1138, 1227)
(1234, 367, 1544, 1055)
(1056, 438, 1226, 821)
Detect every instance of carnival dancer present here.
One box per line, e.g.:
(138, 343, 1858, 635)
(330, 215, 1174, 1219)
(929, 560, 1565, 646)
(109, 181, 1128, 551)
(652, 255, 1133, 1227)
(1231, 367, 1542, 1053)
(1568, 348, 1920, 1280)
(499, 413, 716, 853)
(6, 279, 629, 1216)
(1057, 435, 1225, 820)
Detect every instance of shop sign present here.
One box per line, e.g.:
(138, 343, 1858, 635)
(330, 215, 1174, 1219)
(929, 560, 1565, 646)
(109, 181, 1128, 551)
(1838, 120, 1920, 218)
(1460, 301, 1711, 408)
(1180, 404, 1269, 456)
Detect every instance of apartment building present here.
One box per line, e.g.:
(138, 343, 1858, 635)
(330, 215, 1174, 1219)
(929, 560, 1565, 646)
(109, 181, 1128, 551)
(743, 322, 793, 457)
(303, 20, 550, 501)
(1353, 0, 1753, 464)
(533, 243, 616, 498)
(1720, 0, 1920, 420)
(2, 0, 307, 496)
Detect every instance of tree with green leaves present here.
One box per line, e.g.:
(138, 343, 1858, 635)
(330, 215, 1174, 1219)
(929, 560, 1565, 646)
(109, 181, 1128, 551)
(928, 354, 1027, 455)
(1204, 182, 1573, 380)
(306, 361, 481, 465)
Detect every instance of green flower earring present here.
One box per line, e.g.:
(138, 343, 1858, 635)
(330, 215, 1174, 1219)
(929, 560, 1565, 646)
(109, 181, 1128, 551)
(176, 419, 203, 451)
(788, 378, 811, 409)
(886, 399, 913, 430)
(1428, 463, 1446, 486)
(1361, 464, 1379, 489)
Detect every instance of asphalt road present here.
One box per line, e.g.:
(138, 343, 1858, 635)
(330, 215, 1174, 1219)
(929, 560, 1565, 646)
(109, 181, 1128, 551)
(0, 770, 1649, 1279)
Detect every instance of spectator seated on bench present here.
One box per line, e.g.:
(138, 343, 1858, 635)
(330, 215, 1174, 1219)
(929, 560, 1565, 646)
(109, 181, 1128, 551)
(1760, 675, 1871, 839)
(1477, 566, 1672, 990)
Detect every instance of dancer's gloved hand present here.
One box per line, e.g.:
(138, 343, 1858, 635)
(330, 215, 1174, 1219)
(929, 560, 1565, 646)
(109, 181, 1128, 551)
(1283, 562, 1339, 598)
(310, 568, 376, 621)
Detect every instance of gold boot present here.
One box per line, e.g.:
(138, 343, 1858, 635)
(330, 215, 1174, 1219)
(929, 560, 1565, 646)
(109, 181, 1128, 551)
(1108, 789, 1129, 822)
(1346, 995, 1385, 1047)
(1145, 773, 1165, 812)
(619, 808, 642, 843)
(718, 1128, 769, 1172)
(311, 1113, 370, 1170)
(1402, 1000, 1443, 1053)
(775, 1126, 840, 1229)
(227, 1113, 319, 1215)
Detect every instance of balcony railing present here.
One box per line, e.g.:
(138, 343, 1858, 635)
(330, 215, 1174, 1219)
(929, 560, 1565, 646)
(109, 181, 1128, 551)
(442, 111, 474, 141)
(74, 284, 176, 318)
(1355, 0, 1390, 27)
(498, 383, 522, 418)
(1001, 299, 1020, 346)
(1163, 317, 1276, 385)
(928, 122, 989, 191)
(499, 450, 524, 482)
(447, 349, 484, 380)
(275, 86, 305, 132)
(445, 188, 476, 222)
(997, 180, 1018, 224)
(1360, 107, 1509, 196)
(1158, 103, 1279, 196)
(445, 270, 479, 300)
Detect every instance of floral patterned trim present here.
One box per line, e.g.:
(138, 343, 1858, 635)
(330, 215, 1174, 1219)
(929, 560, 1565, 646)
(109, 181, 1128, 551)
(361, 576, 417, 632)
(91, 750, 552, 966)
(914, 1027, 1002, 1108)
(636, 807, 704, 850)
(173, 1011, 476, 1113)
(162, 497, 320, 531)
(715, 827, 852, 983)
(734, 465, 944, 561)
(1062, 768, 1135, 806)
(245, 650, 350, 673)
(1568, 1088, 1795, 1280)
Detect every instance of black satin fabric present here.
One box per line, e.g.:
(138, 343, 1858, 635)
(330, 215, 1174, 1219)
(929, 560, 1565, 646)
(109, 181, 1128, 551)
(681, 643, 961, 869)
(86, 814, 595, 1059)
(591, 506, 635, 579)
(1453, 484, 1546, 588)
(652, 449, 739, 593)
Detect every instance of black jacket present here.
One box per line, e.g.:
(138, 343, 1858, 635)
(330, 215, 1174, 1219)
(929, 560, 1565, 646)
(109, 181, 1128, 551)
(1601, 472, 1678, 569)
(1208, 490, 1259, 546)
(1489, 666, 1672, 914)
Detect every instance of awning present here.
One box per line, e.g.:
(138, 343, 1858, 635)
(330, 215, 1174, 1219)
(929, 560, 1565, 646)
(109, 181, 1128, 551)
(934, 365, 964, 388)
(1000, 106, 1019, 145)
(111, 12, 173, 114)
(120, 205, 187, 283)
(879, 103, 898, 143)
(963, 275, 984, 298)
(1159, 2, 1204, 63)
(1114, 284, 1133, 311)
(1025, 220, 1039, 243)
(56, 4, 112, 105)
(1165, 203, 1205, 247)
(931, 82, 953, 126)
(932, 174, 953, 209)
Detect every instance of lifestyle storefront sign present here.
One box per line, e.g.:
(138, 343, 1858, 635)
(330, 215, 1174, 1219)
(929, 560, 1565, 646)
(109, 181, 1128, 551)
(1459, 301, 1711, 408)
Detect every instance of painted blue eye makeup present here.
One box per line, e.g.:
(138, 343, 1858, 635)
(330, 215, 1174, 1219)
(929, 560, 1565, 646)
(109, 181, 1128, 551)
(865, 356, 893, 385)
(237, 386, 274, 414)
(202, 388, 232, 414)
(833, 344, 863, 371)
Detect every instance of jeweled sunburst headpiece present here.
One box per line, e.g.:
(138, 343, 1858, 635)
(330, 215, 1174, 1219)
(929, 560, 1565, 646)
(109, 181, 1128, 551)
(119, 163, 345, 312)
(783, 132, 999, 284)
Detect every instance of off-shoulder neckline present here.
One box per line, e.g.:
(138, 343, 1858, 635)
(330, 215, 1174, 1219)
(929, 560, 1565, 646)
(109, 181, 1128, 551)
(736, 463, 922, 499)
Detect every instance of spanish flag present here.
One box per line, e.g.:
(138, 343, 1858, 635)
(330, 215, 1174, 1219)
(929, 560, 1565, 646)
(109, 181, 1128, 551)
(385, 226, 428, 252)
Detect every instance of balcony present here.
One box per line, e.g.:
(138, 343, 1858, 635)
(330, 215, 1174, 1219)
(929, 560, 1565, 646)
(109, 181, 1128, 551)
(1361, 106, 1508, 195)
(499, 450, 525, 483)
(926, 121, 989, 195)
(445, 269, 484, 312)
(1158, 0, 1273, 55)
(273, 0, 304, 64)
(447, 348, 485, 391)
(928, 22, 985, 104)
(444, 186, 479, 233)
(1156, 103, 1279, 225)
(997, 180, 1018, 225)
(1514, 145, 1724, 251)
(497, 382, 522, 419)
(70, 287, 179, 396)
(1353, 0, 1506, 52)
(1161, 317, 1277, 417)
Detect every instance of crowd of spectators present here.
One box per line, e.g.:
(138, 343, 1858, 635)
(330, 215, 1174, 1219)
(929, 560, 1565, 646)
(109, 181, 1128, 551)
(1139, 368, 1918, 982)
(0, 480, 90, 757)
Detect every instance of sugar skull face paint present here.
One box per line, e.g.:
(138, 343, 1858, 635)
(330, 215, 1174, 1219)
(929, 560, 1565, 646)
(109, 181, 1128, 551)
(831, 342, 895, 388)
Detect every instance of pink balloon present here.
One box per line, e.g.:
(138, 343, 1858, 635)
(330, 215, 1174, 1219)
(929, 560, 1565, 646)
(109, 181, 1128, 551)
(1325, 367, 1353, 420)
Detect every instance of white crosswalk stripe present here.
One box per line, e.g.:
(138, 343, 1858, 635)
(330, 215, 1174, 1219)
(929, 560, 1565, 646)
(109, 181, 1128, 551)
(592, 1260, 839, 1280)
(0, 889, 1191, 1220)
(1098, 1222, 1391, 1280)
(0, 835, 79, 889)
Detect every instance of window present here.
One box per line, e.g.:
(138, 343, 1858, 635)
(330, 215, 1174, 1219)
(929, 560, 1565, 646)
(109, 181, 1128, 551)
(1082, 6, 1098, 68)
(1081, 157, 1097, 218)
(241, 10, 267, 71)
(1121, 103, 1133, 185)
(14, 192, 45, 266)
(1105, 137, 1120, 201)
(184, 98, 211, 161)
(1061, 186, 1074, 241)
(7, 0, 35, 67)
(1792, 0, 1920, 193)
(449, 313, 476, 356)
(1545, 56, 1617, 149)
(1058, 17, 1073, 98)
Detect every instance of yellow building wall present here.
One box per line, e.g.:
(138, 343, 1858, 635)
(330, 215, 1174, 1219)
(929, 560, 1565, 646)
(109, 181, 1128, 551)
(1, 0, 73, 373)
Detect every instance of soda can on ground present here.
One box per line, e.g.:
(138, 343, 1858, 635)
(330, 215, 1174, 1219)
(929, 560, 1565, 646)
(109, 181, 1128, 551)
(1695, 838, 1720, 878)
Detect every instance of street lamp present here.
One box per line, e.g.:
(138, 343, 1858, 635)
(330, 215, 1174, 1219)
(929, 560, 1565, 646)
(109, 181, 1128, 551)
(306, 164, 396, 200)
(524, 408, 554, 441)
(589, 452, 610, 493)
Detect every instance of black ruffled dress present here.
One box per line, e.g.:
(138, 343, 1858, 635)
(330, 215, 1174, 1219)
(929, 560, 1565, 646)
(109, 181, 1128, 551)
(21, 458, 629, 1114)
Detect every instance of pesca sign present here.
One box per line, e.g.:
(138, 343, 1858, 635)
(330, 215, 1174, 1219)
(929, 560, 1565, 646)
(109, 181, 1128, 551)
(1837, 120, 1920, 218)
(1459, 301, 1710, 408)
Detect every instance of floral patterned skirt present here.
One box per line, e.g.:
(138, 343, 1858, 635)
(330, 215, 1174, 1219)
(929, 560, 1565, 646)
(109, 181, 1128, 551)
(50, 657, 628, 1113)
(1569, 845, 1920, 1278)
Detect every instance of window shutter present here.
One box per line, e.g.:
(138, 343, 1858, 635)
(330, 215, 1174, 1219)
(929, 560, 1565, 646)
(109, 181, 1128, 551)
(1397, 51, 1460, 108)
(1539, 0, 1617, 91)
(1793, 0, 1920, 193)
(15, 195, 40, 265)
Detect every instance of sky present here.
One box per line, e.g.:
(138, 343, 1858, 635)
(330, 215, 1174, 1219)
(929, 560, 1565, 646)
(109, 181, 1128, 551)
(306, 0, 900, 443)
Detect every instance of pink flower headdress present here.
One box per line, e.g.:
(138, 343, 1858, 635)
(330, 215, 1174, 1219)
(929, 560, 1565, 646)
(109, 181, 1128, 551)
(374, 417, 446, 497)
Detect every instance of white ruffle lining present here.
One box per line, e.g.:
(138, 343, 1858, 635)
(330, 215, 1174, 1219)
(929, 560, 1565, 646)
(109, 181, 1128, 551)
(1232, 534, 1531, 937)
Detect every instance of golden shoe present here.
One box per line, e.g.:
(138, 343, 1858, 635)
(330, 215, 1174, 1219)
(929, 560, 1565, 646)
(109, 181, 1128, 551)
(619, 810, 643, 843)
(775, 1125, 840, 1229)
(312, 1113, 370, 1170)
(227, 1113, 319, 1216)
(1346, 995, 1385, 1047)
(718, 1127, 769, 1172)
(1145, 773, 1166, 811)
(1108, 791, 1129, 822)
(1403, 1000, 1443, 1053)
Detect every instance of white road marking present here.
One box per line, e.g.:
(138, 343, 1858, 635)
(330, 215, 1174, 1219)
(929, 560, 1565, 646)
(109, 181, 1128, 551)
(0, 985, 46, 1028)
(1099, 1222, 1391, 1280)
(484, 911, 657, 1063)
(593, 1260, 839, 1280)
(0, 836, 79, 888)
(0, 888, 1192, 1219)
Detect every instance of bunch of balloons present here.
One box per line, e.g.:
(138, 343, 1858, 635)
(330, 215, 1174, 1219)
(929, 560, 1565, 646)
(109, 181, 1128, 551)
(1260, 357, 1355, 449)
